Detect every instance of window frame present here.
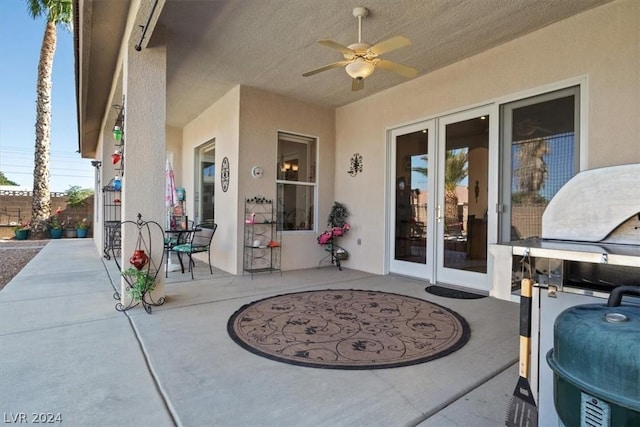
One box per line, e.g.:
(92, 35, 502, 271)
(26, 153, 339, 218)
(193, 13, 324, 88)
(275, 131, 318, 233)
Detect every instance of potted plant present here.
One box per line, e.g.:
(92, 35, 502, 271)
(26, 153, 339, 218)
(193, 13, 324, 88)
(327, 201, 349, 227)
(121, 267, 156, 302)
(64, 216, 77, 238)
(13, 222, 30, 240)
(76, 218, 90, 238)
(48, 211, 63, 239)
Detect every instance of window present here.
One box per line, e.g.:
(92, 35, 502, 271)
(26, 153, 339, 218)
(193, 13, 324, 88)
(276, 132, 316, 231)
(499, 87, 580, 241)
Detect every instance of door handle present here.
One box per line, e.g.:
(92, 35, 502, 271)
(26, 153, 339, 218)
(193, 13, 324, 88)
(436, 205, 442, 223)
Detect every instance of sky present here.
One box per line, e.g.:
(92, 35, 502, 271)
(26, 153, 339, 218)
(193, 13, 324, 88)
(0, 0, 94, 192)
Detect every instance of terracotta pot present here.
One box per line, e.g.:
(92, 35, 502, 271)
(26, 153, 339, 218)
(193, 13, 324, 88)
(129, 249, 149, 270)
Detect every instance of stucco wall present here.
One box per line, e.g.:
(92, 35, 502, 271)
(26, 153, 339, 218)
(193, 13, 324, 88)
(180, 86, 335, 274)
(238, 86, 336, 273)
(334, 0, 640, 275)
(182, 86, 241, 274)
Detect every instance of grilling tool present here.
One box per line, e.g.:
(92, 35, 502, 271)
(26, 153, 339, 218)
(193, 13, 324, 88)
(506, 277, 538, 427)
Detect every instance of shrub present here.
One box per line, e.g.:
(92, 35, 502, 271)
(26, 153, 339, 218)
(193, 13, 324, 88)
(65, 185, 94, 208)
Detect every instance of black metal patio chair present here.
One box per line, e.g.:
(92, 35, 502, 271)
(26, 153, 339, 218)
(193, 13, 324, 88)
(170, 222, 217, 279)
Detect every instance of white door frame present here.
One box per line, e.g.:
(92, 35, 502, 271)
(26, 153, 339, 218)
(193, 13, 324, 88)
(434, 105, 498, 291)
(387, 119, 436, 281)
(386, 105, 498, 290)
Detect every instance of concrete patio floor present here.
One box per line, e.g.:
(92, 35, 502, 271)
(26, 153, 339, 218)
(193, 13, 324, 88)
(1, 239, 519, 426)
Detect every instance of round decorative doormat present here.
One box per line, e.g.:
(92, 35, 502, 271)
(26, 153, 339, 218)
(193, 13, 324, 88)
(227, 289, 470, 369)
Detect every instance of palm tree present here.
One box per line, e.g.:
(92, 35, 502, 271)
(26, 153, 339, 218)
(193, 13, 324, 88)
(514, 137, 550, 205)
(26, 0, 73, 237)
(443, 149, 468, 223)
(412, 149, 468, 224)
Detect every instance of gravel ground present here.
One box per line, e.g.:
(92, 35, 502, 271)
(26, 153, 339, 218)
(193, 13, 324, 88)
(0, 239, 48, 291)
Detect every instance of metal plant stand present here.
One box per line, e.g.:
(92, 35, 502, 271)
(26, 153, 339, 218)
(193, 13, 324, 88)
(103, 182, 122, 259)
(111, 213, 165, 314)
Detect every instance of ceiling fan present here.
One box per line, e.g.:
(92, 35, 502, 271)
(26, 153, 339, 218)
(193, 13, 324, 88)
(302, 6, 417, 91)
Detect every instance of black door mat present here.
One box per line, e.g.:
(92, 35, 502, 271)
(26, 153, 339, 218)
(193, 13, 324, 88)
(425, 285, 486, 299)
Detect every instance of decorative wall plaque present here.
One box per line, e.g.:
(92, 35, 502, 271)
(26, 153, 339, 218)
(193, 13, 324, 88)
(348, 153, 363, 177)
(221, 157, 230, 192)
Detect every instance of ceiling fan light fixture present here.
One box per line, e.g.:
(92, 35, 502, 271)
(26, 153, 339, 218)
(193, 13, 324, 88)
(345, 58, 375, 79)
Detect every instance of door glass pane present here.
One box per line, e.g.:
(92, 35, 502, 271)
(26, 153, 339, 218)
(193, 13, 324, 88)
(196, 142, 215, 224)
(507, 92, 577, 240)
(395, 130, 428, 264)
(201, 161, 215, 222)
(442, 116, 489, 273)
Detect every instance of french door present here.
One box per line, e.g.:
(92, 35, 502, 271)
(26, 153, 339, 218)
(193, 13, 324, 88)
(389, 107, 496, 290)
(435, 107, 496, 289)
(389, 120, 435, 280)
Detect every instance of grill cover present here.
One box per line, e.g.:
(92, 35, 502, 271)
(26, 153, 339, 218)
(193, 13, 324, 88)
(541, 163, 640, 244)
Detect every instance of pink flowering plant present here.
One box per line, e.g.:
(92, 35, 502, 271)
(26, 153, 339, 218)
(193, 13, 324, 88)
(48, 210, 63, 230)
(12, 220, 31, 232)
(77, 218, 90, 230)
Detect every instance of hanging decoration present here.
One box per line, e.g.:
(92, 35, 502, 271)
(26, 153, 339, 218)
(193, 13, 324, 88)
(112, 150, 122, 165)
(348, 153, 363, 177)
(113, 126, 123, 142)
(112, 96, 125, 174)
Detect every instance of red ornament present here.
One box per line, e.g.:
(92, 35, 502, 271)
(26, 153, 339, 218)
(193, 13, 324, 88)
(129, 249, 149, 270)
(112, 152, 121, 165)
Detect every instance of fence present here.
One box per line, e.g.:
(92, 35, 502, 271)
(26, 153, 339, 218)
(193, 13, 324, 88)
(0, 190, 94, 239)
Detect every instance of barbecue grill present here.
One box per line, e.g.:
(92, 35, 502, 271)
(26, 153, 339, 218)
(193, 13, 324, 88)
(493, 163, 640, 426)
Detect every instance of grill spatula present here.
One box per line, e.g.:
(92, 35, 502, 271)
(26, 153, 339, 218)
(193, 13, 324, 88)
(505, 277, 538, 427)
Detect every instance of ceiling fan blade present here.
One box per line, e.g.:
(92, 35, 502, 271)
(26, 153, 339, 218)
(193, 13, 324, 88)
(317, 39, 355, 55)
(369, 36, 411, 56)
(376, 59, 418, 78)
(302, 60, 351, 77)
(351, 77, 364, 92)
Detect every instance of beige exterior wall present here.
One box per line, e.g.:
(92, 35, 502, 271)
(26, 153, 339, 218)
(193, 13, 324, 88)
(334, 0, 640, 275)
(180, 86, 335, 274)
(181, 86, 241, 274)
(238, 86, 335, 273)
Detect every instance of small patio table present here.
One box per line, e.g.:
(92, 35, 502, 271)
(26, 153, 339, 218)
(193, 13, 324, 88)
(164, 227, 199, 276)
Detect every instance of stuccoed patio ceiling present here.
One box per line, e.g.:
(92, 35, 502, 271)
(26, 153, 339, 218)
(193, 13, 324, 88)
(75, 0, 613, 156)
